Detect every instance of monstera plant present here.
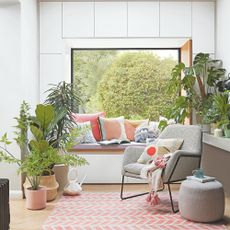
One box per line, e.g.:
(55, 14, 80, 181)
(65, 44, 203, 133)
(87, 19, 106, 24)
(160, 53, 226, 129)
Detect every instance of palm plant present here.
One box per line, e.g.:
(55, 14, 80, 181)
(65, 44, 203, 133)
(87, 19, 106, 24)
(44, 81, 81, 147)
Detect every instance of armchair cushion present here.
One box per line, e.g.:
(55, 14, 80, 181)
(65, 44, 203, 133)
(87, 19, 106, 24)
(122, 146, 145, 175)
(124, 163, 145, 175)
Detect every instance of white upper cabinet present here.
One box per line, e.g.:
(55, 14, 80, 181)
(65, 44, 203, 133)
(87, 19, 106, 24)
(95, 2, 127, 37)
(160, 2, 192, 37)
(40, 2, 63, 54)
(40, 54, 64, 101)
(192, 2, 215, 54)
(63, 2, 94, 38)
(128, 2, 159, 37)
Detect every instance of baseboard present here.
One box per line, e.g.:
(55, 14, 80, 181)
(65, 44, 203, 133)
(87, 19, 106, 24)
(10, 190, 23, 199)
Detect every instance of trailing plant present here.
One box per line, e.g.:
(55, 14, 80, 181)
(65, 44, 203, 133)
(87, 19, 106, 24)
(161, 53, 226, 126)
(45, 81, 81, 147)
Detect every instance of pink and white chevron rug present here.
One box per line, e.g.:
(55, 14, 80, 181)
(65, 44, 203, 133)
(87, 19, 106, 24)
(43, 192, 226, 230)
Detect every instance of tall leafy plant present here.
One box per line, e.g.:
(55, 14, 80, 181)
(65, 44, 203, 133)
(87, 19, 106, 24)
(14, 101, 30, 157)
(0, 103, 88, 189)
(45, 81, 81, 147)
(162, 53, 226, 126)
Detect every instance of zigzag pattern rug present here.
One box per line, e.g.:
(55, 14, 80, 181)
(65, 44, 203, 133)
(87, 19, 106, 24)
(43, 192, 226, 230)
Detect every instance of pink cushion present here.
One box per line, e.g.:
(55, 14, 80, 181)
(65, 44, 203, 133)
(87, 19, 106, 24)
(72, 112, 106, 141)
(98, 116, 127, 141)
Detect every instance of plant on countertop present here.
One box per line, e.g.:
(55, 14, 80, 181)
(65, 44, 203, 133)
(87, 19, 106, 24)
(159, 53, 226, 129)
(212, 92, 230, 137)
(0, 103, 88, 190)
(44, 81, 81, 147)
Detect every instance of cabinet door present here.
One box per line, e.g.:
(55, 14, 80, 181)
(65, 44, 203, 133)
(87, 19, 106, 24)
(128, 1, 159, 37)
(95, 2, 127, 37)
(63, 2, 94, 38)
(160, 2, 192, 37)
(40, 2, 63, 53)
(192, 2, 215, 53)
(40, 54, 64, 101)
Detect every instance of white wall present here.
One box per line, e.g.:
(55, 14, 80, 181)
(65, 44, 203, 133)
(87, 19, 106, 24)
(216, 0, 230, 72)
(40, 0, 216, 99)
(0, 3, 21, 190)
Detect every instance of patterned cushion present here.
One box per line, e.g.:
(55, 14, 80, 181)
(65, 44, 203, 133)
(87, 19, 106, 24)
(75, 121, 96, 144)
(134, 121, 161, 143)
(98, 116, 127, 141)
(134, 121, 149, 143)
(72, 112, 105, 141)
(137, 138, 184, 164)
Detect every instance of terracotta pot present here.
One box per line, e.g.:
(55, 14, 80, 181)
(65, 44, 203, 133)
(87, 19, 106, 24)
(26, 187, 46, 210)
(24, 173, 59, 201)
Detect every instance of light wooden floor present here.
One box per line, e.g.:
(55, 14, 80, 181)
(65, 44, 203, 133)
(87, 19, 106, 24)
(10, 184, 230, 230)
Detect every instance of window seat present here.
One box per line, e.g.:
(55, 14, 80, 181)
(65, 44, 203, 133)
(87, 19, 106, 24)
(69, 142, 146, 154)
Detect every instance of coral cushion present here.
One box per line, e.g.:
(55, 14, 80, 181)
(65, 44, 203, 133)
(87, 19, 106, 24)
(124, 119, 149, 141)
(98, 116, 127, 141)
(72, 112, 106, 141)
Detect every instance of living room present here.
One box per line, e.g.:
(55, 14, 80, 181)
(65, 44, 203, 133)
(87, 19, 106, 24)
(0, 0, 230, 229)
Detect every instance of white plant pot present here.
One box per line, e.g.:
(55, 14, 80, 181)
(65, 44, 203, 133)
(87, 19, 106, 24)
(214, 128, 223, 137)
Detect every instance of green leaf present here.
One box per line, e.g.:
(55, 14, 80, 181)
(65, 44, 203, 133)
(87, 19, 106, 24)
(193, 53, 209, 65)
(0, 133, 11, 145)
(29, 140, 49, 153)
(35, 104, 54, 130)
(30, 125, 43, 141)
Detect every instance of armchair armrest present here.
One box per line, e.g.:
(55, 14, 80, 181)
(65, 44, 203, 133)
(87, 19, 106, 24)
(163, 150, 201, 183)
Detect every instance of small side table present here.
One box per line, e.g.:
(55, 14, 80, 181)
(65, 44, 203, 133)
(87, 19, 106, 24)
(179, 179, 225, 223)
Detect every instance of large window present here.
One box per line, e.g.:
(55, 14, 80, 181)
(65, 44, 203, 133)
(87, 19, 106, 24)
(72, 49, 179, 120)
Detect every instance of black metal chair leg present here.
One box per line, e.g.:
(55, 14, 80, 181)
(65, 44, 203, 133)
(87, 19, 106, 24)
(167, 184, 179, 213)
(120, 175, 149, 200)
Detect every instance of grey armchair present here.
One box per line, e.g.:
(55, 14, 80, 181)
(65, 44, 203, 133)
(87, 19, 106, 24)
(120, 124, 202, 212)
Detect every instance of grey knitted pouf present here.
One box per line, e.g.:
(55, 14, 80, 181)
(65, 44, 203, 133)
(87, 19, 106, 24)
(179, 180, 225, 223)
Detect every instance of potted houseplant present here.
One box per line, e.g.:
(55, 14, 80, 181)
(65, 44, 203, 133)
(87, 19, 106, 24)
(213, 92, 230, 137)
(0, 134, 47, 210)
(0, 102, 88, 206)
(161, 53, 226, 127)
(44, 81, 82, 190)
(23, 103, 87, 201)
(221, 120, 230, 138)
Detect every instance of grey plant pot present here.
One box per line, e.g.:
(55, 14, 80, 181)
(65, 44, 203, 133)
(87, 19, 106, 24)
(224, 129, 230, 138)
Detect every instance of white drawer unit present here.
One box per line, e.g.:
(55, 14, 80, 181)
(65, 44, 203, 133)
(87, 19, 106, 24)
(77, 153, 145, 184)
